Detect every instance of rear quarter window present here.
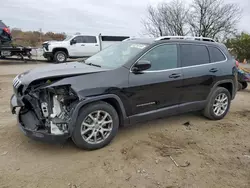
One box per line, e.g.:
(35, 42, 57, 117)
(180, 44, 210, 67)
(208, 46, 226, 62)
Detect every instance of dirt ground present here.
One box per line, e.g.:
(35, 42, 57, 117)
(0, 61, 250, 188)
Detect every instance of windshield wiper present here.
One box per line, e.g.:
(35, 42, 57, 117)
(85, 62, 101, 68)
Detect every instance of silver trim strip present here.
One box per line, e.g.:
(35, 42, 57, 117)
(136, 102, 156, 107)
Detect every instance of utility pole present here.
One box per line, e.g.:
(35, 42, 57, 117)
(39, 28, 42, 43)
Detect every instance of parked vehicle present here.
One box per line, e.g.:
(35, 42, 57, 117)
(42, 34, 129, 63)
(0, 20, 11, 44)
(10, 36, 238, 150)
(236, 63, 250, 90)
(0, 20, 32, 59)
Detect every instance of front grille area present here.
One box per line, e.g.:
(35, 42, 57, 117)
(42, 43, 49, 51)
(13, 75, 22, 88)
(13, 75, 24, 96)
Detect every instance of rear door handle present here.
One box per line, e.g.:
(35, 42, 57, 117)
(209, 68, 218, 73)
(81, 44, 85, 46)
(169, 73, 181, 79)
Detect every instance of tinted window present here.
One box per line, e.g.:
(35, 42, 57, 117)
(181, 44, 210, 67)
(140, 44, 177, 71)
(82, 36, 97, 43)
(208, 46, 226, 62)
(74, 36, 83, 43)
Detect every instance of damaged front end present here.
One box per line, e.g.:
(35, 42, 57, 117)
(11, 76, 79, 143)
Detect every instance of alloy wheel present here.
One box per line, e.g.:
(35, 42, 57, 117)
(213, 93, 229, 116)
(57, 53, 65, 62)
(81, 110, 113, 144)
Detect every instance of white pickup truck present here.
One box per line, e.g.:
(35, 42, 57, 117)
(42, 34, 129, 63)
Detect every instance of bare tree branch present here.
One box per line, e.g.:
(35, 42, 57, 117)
(142, 0, 241, 41)
(188, 0, 241, 40)
(142, 0, 189, 37)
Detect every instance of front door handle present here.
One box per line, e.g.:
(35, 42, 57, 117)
(209, 68, 218, 73)
(81, 44, 85, 46)
(169, 73, 181, 79)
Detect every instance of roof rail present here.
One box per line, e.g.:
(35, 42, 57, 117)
(155, 36, 215, 42)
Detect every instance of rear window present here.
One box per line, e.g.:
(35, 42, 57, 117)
(208, 46, 226, 62)
(181, 44, 210, 67)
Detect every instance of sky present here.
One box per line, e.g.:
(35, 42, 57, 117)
(1, 0, 250, 36)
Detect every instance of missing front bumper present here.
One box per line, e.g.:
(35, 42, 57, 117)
(17, 121, 70, 143)
(10, 94, 70, 143)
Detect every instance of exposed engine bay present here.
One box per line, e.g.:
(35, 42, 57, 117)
(19, 85, 78, 135)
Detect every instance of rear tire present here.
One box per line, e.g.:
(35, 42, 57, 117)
(238, 82, 243, 91)
(203, 87, 231, 120)
(54, 51, 67, 63)
(72, 101, 119, 150)
(241, 82, 248, 90)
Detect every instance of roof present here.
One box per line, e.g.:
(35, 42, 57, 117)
(122, 38, 155, 44)
(0, 20, 7, 28)
(123, 36, 224, 47)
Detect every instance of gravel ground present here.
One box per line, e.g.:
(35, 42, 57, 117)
(0, 62, 250, 188)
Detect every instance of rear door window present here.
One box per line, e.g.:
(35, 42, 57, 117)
(82, 36, 97, 43)
(180, 44, 210, 67)
(208, 46, 226, 62)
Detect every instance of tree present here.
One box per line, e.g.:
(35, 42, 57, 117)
(11, 29, 66, 47)
(142, 0, 189, 37)
(226, 32, 250, 61)
(142, 5, 165, 37)
(188, 0, 241, 40)
(142, 0, 241, 40)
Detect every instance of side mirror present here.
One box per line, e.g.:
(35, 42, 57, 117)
(70, 39, 76, 45)
(132, 60, 151, 73)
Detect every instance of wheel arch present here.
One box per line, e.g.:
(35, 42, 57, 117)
(52, 48, 69, 56)
(207, 80, 235, 101)
(69, 94, 129, 132)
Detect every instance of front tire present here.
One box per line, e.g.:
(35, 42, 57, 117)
(203, 87, 231, 120)
(54, 51, 67, 63)
(72, 101, 119, 150)
(46, 56, 53, 62)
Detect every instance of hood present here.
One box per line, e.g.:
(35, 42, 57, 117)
(19, 62, 109, 86)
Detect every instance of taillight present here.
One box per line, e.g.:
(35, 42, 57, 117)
(3, 27, 10, 34)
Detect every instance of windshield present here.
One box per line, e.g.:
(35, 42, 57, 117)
(64, 35, 73, 41)
(84, 42, 148, 68)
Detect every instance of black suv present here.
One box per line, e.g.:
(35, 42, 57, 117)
(10, 36, 237, 150)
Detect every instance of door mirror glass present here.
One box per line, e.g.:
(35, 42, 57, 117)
(132, 60, 151, 73)
(70, 39, 77, 45)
